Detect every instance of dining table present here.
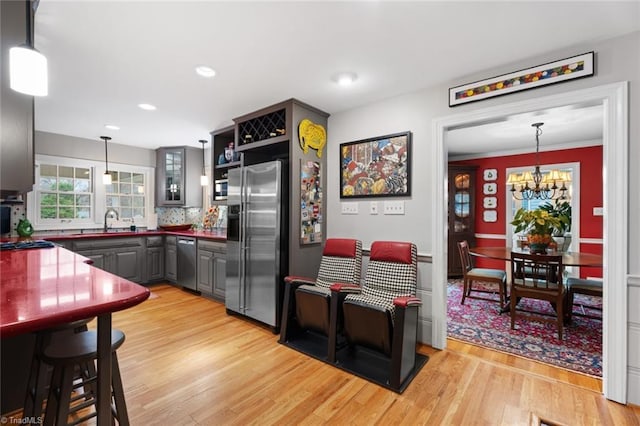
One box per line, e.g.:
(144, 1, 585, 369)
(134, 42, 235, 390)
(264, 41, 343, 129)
(467, 246, 603, 314)
(0, 243, 150, 424)
(468, 246, 603, 267)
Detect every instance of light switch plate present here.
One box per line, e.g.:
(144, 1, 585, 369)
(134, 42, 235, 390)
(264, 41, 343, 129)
(341, 202, 358, 215)
(370, 201, 378, 215)
(383, 200, 405, 215)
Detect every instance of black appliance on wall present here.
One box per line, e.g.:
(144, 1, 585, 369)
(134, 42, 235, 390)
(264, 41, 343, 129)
(1, 206, 11, 235)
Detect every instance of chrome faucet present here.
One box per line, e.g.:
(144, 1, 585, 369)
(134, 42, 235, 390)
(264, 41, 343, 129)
(104, 208, 119, 232)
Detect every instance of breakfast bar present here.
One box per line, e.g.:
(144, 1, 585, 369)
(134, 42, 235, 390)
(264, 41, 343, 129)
(0, 245, 150, 423)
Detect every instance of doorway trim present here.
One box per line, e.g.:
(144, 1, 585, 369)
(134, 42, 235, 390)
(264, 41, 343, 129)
(431, 82, 629, 403)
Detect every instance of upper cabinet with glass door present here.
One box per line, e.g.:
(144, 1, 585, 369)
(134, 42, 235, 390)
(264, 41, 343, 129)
(156, 147, 203, 207)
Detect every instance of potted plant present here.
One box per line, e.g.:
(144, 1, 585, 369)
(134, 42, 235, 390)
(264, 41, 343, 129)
(539, 201, 572, 251)
(510, 207, 563, 253)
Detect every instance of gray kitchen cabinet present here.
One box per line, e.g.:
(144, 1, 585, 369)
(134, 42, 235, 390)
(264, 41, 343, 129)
(78, 251, 107, 270)
(165, 235, 177, 282)
(212, 249, 226, 300)
(145, 236, 164, 283)
(197, 239, 226, 300)
(1, 1, 34, 194)
(156, 146, 203, 207)
(70, 237, 144, 283)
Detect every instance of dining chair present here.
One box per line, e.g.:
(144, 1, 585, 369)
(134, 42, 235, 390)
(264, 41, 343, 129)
(565, 277, 603, 322)
(510, 252, 565, 339)
(457, 241, 508, 308)
(279, 238, 362, 351)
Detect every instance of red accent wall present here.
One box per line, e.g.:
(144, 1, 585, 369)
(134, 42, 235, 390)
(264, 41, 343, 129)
(451, 145, 603, 278)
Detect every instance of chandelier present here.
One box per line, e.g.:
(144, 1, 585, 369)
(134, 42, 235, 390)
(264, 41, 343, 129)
(506, 122, 570, 201)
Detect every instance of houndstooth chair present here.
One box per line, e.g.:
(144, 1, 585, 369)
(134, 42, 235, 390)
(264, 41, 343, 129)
(335, 241, 421, 390)
(279, 238, 362, 348)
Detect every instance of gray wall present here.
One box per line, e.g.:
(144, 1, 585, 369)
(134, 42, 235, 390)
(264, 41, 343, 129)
(288, 100, 329, 279)
(35, 131, 156, 167)
(326, 31, 639, 403)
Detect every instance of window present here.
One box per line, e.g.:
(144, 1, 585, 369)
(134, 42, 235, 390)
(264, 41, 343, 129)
(105, 171, 146, 220)
(506, 161, 580, 250)
(30, 155, 154, 230)
(37, 163, 93, 222)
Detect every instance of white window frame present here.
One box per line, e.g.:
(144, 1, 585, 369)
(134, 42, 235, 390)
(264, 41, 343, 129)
(505, 161, 581, 278)
(28, 155, 155, 231)
(505, 161, 581, 252)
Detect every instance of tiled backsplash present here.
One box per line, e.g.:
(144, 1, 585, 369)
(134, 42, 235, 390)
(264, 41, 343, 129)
(156, 206, 227, 229)
(156, 207, 188, 226)
(1, 204, 228, 238)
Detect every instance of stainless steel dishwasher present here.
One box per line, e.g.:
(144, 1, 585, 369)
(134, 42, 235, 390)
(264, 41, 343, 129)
(177, 237, 197, 291)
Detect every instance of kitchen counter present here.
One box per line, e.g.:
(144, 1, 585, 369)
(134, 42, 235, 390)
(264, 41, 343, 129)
(0, 245, 150, 337)
(0, 244, 149, 420)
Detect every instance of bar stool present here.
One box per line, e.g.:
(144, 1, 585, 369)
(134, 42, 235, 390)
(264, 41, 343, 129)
(23, 318, 94, 419)
(42, 329, 129, 426)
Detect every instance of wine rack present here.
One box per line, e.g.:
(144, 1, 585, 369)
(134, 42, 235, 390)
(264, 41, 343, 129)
(237, 108, 286, 147)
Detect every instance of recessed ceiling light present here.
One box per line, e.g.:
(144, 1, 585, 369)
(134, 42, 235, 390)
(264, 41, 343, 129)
(104, 124, 120, 130)
(195, 65, 216, 78)
(333, 72, 358, 87)
(138, 103, 157, 111)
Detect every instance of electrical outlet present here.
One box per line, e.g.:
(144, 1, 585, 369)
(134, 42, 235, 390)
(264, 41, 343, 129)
(341, 202, 358, 215)
(383, 200, 405, 215)
(370, 201, 378, 215)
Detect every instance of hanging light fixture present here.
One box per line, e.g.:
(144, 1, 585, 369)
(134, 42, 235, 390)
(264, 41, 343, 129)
(10, 1, 48, 96)
(100, 136, 112, 185)
(199, 139, 208, 186)
(506, 122, 569, 201)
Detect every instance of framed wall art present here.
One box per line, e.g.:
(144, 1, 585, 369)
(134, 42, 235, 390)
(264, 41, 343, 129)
(483, 168, 498, 181)
(449, 51, 594, 107)
(340, 131, 411, 199)
(483, 183, 497, 195)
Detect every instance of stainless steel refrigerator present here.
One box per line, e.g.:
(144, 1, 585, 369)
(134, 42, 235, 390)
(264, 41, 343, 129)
(226, 160, 288, 329)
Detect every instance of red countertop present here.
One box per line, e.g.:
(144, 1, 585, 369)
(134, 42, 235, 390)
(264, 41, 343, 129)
(0, 246, 150, 338)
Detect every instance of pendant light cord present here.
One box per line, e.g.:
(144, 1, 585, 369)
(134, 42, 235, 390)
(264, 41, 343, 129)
(100, 136, 112, 173)
(104, 139, 109, 172)
(25, 0, 33, 47)
(534, 123, 543, 166)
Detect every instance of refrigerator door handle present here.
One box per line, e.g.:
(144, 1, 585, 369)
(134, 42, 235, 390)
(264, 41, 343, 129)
(239, 164, 247, 311)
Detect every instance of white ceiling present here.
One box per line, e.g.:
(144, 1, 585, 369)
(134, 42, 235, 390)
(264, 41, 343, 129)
(33, 1, 639, 151)
(446, 103, 604, 158)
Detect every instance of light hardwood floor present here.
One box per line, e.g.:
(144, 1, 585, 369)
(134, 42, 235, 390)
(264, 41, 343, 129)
(15, 283, 640, 425)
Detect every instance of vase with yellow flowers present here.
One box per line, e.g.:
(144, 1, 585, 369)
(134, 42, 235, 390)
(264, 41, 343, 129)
(510, 207, 564, 254)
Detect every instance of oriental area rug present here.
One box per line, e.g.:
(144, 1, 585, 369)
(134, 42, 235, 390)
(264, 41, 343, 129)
(447, 280, 602, 377)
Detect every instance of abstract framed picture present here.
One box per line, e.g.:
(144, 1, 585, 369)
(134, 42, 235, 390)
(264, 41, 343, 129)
(340, 131, 411, 199)
(300, 160, 322, 245)
(449, 51, 594, 107)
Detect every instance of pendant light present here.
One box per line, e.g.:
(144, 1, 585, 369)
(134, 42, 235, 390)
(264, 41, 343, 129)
(506, 122, 569, 201)
(199, 139, 208, 186)
(10, 1, 48, 96)
(100, 136, 112, 185)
